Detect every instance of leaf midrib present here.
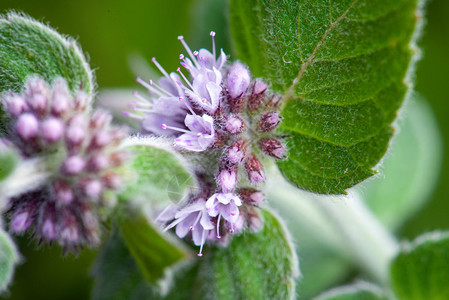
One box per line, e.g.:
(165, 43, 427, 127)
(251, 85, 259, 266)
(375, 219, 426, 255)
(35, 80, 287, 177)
(283, 0, 360, 105)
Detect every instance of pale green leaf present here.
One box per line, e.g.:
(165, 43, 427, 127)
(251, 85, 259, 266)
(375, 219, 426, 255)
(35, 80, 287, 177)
(391, 231, 449, 300)
(360, 95, 442, 230)
(0, 227, 20, 293)
(230, 0, 423, 194)
(119, 138, 194, 206)
(0, 144, 18, 183)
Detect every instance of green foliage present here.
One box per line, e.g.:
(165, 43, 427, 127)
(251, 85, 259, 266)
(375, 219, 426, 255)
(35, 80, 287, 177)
(118, 215, 190, 285)
(0, 12, 93, 96)
(0, 227, 19, 293)
(119, 140, 193, 206)
(0, 146, 18, 183)
(230, 0, 422, 194)
(391, 231, 449, 300)
(315, 282, 388, 300)
(361, 96, 442, 230)
(92, 210, 298, 300)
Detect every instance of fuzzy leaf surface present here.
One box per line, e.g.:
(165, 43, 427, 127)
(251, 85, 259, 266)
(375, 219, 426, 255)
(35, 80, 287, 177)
(92, 210, 298, 300)
(0, 12, 93, 95)
(230, 0, 421, 193)
(0, 147, 18, 183)
(117, 141, 194, 285)
(0, 227, 19, 293)
(119, 140, 193, 206)
(391, 232, 449, 300)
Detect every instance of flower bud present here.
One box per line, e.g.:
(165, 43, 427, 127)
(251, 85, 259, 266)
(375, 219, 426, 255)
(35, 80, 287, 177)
(244, 153, 264, 184)
(227, 62, 251, 99)
(217, 168, 237, 192)
(53, 180, 74, 204)
(16, 113, 39, 140)
(258, 112, 281, 132)
(66, 124, 85, 146)
(258, 138, 286, 159)
(50, 80, 70, 116)
(238, 188, 264, 205)
(225, 116, 244, 134)
(6, 95, 28, 116)
(90, 109, 112, 129)
(226, 139, 248, 164)
(11, 211, 33, 233)
(248, 79, 268, 111)
(62, 156, 85, 175)
(74, 91, 88, 111)
(82, 179, 103, 199)
(41, 117, 64, 142)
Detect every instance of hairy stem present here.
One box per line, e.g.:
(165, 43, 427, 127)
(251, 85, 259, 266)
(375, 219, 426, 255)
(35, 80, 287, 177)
(265, 165, 398, 286)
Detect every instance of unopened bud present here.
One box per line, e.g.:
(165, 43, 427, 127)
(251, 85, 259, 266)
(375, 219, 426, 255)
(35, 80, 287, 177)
(6, 95, 28, 116)
(102, 173, 122, 189)
(217, 168, 237, 192)
(82, 179, 103, 199)
(63, 156, 85, 175)
(16, 113, 39, 140)
(88, 154, 110, 172)
(258, 112, 281, 132)
(225, 116, 244, 134)
(244, 153, 264, 184)
(74, 91, 88, 111)
(90, 109, 112, 129)
(227, 62, 251, 99)
(11, 211, 33, 233)
(248, 79, 268, 111)
(41, 117, 64, 142)
(226, 139, 248, 164)
(238, 188, 264, 205)
(258, 138, 286, 159)
(66, 125, 85, 146)
(53, 180, 75, 204)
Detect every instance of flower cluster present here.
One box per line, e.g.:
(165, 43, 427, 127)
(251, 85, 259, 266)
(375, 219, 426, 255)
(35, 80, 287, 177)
(1, 77, 127, 251)
(126, 32, 285, 256)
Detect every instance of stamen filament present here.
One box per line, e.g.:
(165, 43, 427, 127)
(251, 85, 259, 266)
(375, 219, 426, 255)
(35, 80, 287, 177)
(137, 77, 163, 97)
(178, 36, 201, 69)
(161, 124, 190, 133)
(216, 213, 222, 238)
(210, 31, 216, 61)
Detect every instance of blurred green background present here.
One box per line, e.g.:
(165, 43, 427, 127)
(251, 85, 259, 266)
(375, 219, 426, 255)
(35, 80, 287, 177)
(0, 0, 448, 299)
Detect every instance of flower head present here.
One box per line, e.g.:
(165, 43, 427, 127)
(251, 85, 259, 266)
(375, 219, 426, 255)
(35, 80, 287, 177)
(1, 77, 128, 251)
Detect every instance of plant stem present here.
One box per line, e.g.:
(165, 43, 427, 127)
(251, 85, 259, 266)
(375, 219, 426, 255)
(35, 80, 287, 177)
(265, 166, 399, 286)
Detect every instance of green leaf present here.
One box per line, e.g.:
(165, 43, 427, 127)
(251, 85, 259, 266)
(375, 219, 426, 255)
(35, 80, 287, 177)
(0, 227, 20, 293)
(0, 12, 93, 95)
(119, 138, 194, 206)
(391, 231, 449, 300)
(360, 96, 442, 230)
(92, 210, 299, 300)
(230, 0, 423, 194)
(315, 282, 388, 300)
(118, 214, 190, 285)
(0, 145, 18, 183)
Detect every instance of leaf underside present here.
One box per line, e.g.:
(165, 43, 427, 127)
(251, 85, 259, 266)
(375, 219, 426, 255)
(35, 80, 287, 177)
(230, 0, 421, 194)
(0, 12, 93, 133)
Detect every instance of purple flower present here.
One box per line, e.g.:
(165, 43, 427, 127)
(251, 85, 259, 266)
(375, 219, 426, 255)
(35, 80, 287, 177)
(206, 193, 242, 236)
(172, 114, 215, 152)
(227, 62, 251, 99)
(164, 198, 214, 256)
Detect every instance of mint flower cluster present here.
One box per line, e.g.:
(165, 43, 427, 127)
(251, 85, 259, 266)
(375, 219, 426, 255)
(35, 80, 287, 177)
(126, 32, 285, 255)
(1, 78, 127, 251)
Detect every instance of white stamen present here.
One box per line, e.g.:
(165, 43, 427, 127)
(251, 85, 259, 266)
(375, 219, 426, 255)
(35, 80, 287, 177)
(176, 68, 196, 91)
(178, 36, 200, 69)
(198, 229, 206, 257)
(210, 31, 216, 60)
(151, 57, 170, 79)
(122, 111, 144, 120)
(150, 79, 175, 97)
(178, 97, 196, 115)
(137, 77, 163, 97)
(216, 213, 222, 238)
(161, 124, 190, 133)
